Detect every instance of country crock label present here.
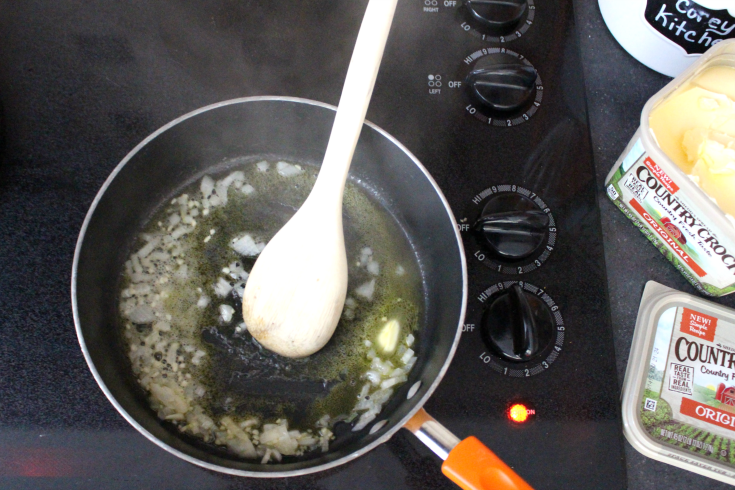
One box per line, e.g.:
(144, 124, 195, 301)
(638, 305, 735, 468)
(644, 0, 735, 55)
(681, 397, 735, 432)
(606, 142, 735, 296)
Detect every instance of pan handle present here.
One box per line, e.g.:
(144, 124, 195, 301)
(404, 408, 534, 490)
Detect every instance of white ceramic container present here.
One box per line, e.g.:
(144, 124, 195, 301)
(599, 0, 735, 76)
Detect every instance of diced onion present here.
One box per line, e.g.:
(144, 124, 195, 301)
(221, 416, 257, 458)
(231, 234, 266, 256)
(191, 350, 206, 366)
(355, 279, 376, 301)
(219, 304, 235, 323)
(367, 260, 380, 275)
(364, 370, 381, 386)
(214, 278, 233, 298)
(401, 348, 415, 365)
(380, 375, 407, 389)
(168, 214, 181, 226)
(136, 237, 161, 259)
(200, 175, 214, 197)
(126, 305, 156, 324)
(276, 161, 304, 177)
(370, 357, 394, 375)
(352, 411, 377, 432)
(359, 247, 373, 266)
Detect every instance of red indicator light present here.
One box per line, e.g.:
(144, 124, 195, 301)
(508, 403, 535, 423)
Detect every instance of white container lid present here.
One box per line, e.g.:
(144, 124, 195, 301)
(623, 281, 735, 484)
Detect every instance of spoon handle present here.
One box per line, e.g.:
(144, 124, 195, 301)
(313, 0, 399, 198)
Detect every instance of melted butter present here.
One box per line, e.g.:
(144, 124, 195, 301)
(122, 160, 423, 432)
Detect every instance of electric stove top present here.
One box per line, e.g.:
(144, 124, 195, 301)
(0, 1, 627, 488)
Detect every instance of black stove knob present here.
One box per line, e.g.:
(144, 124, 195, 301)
(465, 53, 537, 115)
(463, 0, 528, 36)
(481, 283, 554, 362)
(473, 193, 549, 261)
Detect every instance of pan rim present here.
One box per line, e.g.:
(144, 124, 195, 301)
(71, 95, 468, 478)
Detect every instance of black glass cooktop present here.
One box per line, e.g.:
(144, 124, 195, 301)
(0, 1, 626, 488)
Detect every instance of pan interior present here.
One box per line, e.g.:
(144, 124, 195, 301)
(117, 157, 424, 460)
(74, 98, 465, 475)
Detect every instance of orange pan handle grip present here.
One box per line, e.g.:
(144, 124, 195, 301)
(405, 409, 534, 490)
(442, 436, 534, 490)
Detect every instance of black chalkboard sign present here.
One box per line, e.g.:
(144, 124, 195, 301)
(644, 1, 735, 54)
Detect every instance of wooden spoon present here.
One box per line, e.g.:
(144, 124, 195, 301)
(242, 0, 399, 358)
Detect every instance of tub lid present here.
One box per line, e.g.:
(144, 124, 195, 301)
(623, 281, 735, 484)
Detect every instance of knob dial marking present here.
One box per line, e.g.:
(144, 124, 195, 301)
(458, 0, 535, 43)
(473, 193, 550, 261)
(476, 281, 564, 377)
(463, 185, 556, 274)
(463, 48, 542, 127)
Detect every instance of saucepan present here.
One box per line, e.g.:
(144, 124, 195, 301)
(72, 97, 532, 490)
